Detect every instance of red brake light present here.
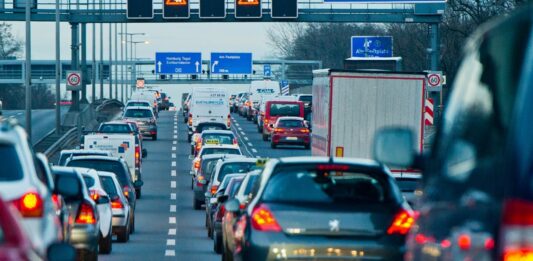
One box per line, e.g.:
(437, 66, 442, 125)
(216, 204, 226, 221)
(251, 204, 282, 232)
(317, 164, 350, 172)
(210, 185, 218, 195)
(196, 138, 202, 151)
(227, 115, 231, 127)
(274, 128, 284, 133)
(484, 237, 495, 250)
(387, 209, 414, 235)
(441, 239, 452, 249)
(111, 197, 124, 209)
(123, 186, 131, 198)
(457, 234, 471, 250)
(135, 146, 140, 166)
(300, 128, 310, 133)
(75, 202, 96, 224)
(194, 159, 201, 170)
(13, 192, 44, 218)
(502, 199, 533, 261)
(233, 138, 238, 145)
(51, 194, 60, 208)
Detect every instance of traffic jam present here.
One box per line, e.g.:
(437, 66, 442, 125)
(1, 7, 533, 261)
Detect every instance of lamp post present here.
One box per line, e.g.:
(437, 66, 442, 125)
(118, 33, 146, 95)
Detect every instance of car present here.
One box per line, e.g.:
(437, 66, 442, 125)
(52, 166, 101, 260)
(129, 92, 159, 117)
(97, 121, 135, 134)
(98, 171, 132, 243)
(188, 122, 229, 143)
(262, 100, 305, 141)
(270, 116, 311, 149)
(190, 145, 243, 176)
(207, 173, 246, 239)
(187, 87, 231, 142)
(79, 168, 114, 254)
(372, 6, 533, 261)
(0, 120, 63, 256)
(212, 174, 245, 254)
(229, 94, 237, 112)
(158, 92, 171, 111)
(0, 195, 39, 260)
(191, 130, 238, 156)
(182, 94, 192, 121)
(222, 170, 262, 260)
(58, 149, 112, 166)
(66, 156, 141, 234)
(126, 99, 158, 118)
(225, 157, 413, 260)
(122, 106, 158, 140)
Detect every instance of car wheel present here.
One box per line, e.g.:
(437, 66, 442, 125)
(208, 222, 213, 238)
(183, 117, 187, 123)
(117, 225, 130, 243)
(205, 213, 208, 228)
(262, 134, 268, 141)
(193, 197, 202, 210)
(130, 214, 135, 234)
(214, 231, 222, 254)
(136, 188, 142, 199)
(99, 231, 112, 254)
(187, 134, 192, 142)
(257, 126, 262, 133)
(80, 250, 98, 261)
(191, 146, 195, 155)
(152, 135, 157, 141)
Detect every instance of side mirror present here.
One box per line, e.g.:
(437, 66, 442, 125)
(373, 128, 416, 168)
(142, 149, 148, 158)
(47, 242, 77, 261)
(56, 175, 81, 198)
(133, 180, 144, 188)
(97, 195, 110, 204)
(225, 199, 240, 213)
(217, 194, 229, 204)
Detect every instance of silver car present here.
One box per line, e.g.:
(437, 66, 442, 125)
(98, 171, 132, 242)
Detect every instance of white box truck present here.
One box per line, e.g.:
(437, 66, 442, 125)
(311, 69, 426, 174)
(188, 87, 230, 140)
(246, 80, 281, 121)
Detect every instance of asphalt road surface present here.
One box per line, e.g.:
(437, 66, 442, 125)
(97, 110, 309, 260)
(2, 107, 69, 145)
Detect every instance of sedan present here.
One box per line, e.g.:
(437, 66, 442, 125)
(270, 117, 310, 149)
(98, 171, 132, 242)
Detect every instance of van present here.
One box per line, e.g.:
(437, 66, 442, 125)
(256, 95, 297, 133)
(246, 80, 281, 121)
(262, 100, 304, 141)
(188, 87, 230, 141)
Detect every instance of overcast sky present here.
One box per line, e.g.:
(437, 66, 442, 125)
(10, 22, 278, 61)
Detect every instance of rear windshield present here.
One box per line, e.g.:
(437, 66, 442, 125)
(201, 159, 221, 180)
(269, 103, 300, 117)
(278, 120, 304, 128)
(100, 176, 119, 197)
(221, 176, 244, 191)
(124, 109, 152, 118)
(395, 178, 421, 193)
(262, 168, 394, 205)
(59, 152, 107, 166)
(197, 124, 226, 132)
(127, 102, 150, 107)
(99, 124, 131, 133)
(202, 134, 234, 145)
(67, 160, 130, 187)
(244, 175, 260, 195)
(201, 148, 240, 157)
(82, 175, 95, 188)
(0, 144, 23, 181)
(218, 163, 258, 182)
(226, 179, 244, 197)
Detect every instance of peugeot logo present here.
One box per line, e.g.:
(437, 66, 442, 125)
(329, 219, 340, 232)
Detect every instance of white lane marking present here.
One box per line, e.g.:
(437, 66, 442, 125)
(168, 228, 176, 235)
(252, 148, 258, 153)
(247, 142, 253, 147)
(17, 112, 22, 116)
(172, 153, 176, 159)
(165, 250, 175, 256)
(173, 141, 177, 145)
(256, 156, 261, 158)
(240, 131, 245, 135)
(172, 146, 176, 151)
(167, 239, 176, 246)
(170, 205, 176, 213)
(171, 170, 176, 177)
(188, 155, 194, 160)
(174, 130, 178, 134)
(170, 193, 176, 200)
(173, 135, 178, 139)
(171, 181, 176, 188)
(238, 127, 243, 131)
(169, 217, 176, 224)
(171, 161, 176, 167)
(244, 136, 249, 141)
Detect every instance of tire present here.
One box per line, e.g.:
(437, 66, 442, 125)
(193, 197, 202, 210)
(257, 126, 262, 133)
(183, 117, 187, 123)
(152, 135, 157, 141)
(136, 188, 142, 199)
(130, 214, 135, 234)
(188, 134, 192, 142)
(80, 249, 98, 261)
(262, 134, 268, 141)
(208, 221, 213, 238)
(117, 226, 130, 243)
(214, 231, 222, 254)
(191, 146, 195, 155)
(99, 231, 113, 254)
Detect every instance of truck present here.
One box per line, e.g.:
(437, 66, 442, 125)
(188, 87, 230, 141)
(246, 80, 281, 121)
(311, 69, 426, 174)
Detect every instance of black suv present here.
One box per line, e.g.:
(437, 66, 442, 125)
(374, 5, 533, 260)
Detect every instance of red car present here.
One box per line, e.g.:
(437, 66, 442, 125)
(270, 116, 311, 149)
(0, 197, 37, 261)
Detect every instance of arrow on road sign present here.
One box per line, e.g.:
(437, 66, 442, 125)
(211, 60, 219, 72)
(157, 61, 163, 73)
(195, 61, 200, 73)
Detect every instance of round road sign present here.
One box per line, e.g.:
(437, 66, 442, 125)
(428, 74, 441, 87)
(67, 72, 81, 87)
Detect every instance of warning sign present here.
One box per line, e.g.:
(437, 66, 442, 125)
(66, 71, 82, 91)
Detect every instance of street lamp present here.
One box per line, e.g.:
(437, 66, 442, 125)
(118, 32, 146, 96)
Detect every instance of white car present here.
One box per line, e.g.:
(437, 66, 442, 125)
(78, 168, 113, 254)
(0, 120, 63, 256)
(234, 169, 262, 206)
(206, 157, 260, 199)
(190, 145, 243, 176)
(98, 171, 132, 242)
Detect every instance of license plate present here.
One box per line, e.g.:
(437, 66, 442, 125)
(287, 137, 297, 141)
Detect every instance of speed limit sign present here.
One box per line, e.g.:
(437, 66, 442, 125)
(66, 71, 82, 91)
(427, 71, 442, 91)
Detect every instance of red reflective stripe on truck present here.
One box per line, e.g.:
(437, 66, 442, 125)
(327, 76, 333, 157)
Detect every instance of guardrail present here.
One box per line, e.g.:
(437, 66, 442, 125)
(43, 127, 79, 159)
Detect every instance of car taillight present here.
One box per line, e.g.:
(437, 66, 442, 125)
(251, 204, 282, 232)
(123, 186, 131, 198)
(188, 113, 193, 126)
(135, 146, 140, 166)
(274, 128, 284, 133)
(264, 119, 268, 125)
(300, 128, 310, 133)
(210, 185, 218, 195)
(457, 234, 471, 250)
(194, 159, 201, 170)
(51, 194, 60, 209)
(111, 198, 124, 209)
(502, 199, 533, 261)
(234, 215, 247, 253)
(75, 202, 96, 224)
(216, 204, 226, 221)
(245, 101, 251, 107)
(196, 175, 206, 187)
(387, 209, 414, 235)
(227, 115, 231, 127)
(233, 138, 238, 145)
(13, 192, 44, 218)
(90, 190, 100, 202)
(196, 139, 202, 151)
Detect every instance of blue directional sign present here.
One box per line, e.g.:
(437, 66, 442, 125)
(351, 36, 393, 58)
(263, 64, 272, 77)
(155, 52, 202, 74)
(210, 53, 252, 74)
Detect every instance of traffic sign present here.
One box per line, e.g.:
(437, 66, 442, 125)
(155, 52, 202, 74)
(351, 36, 393, 58)
(136, 78, 145, 88)
(263, 64, 272, 77)
(163, 0, 190, 19)
(210, 53, 252, 74)
(235, 0, 261, 18)
(426, 71, 442, 92)
(271, 0, 298, 18)
(199, 0, 226, 18)
(280, 80, 289, 95)
(66, 71, 82, 91)
(127, 0, 154, 19)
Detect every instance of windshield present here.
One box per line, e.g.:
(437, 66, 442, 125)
(269, 103, 301, 117)
(67, 160, 130, 187)
(0, 144, 23, 181)
(99, 124, 132, 133)
(202, 134, 234, 145)
(100, 176, 119, 197)
(226, 178, 244, 197)
(278, 120, 304, 128)
(201, 148, 240, 156)
(124, 109, 153, 118)
(218, 162, 258, 182)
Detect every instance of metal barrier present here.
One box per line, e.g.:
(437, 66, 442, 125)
(43, 127, 78, 158)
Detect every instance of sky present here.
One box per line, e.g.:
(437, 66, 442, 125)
(9, 22, 279, 61)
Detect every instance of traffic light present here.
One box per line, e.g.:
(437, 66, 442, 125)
(271, 0, 298, 18)
(199, 0, 226, 19)
(235, 0, 261, 19)
(163, 0, 190, 19)
(127, 0, 154, 19)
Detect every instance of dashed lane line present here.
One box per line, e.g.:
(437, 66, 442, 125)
(170, 193, 176, 200)
(172, 146, 176, 151)
(169, 217, 176, 224)
(172, 153, 176, 159)
(167, 239, 176, 246)
(171, 181, 176, 188)
(171, 170, 176, 177)
(168, 229, 176, 235)
(244, 136, 249, 141)
(252, 148, 258, 153)
(165, 250, 175, 257)
(170, 205, 176, 213)
(171, 161, 176, 167)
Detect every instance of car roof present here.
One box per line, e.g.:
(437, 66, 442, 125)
(127, 100, 151, 103)
(51, 166, 80, 175)
(200, 154, 244, 160)
(97, 171, 118, 178)
(68, 155, 123, 162)
(222, 173, 246, 181)
(100, 121, 130, 125)
(218, 157, 257, 164)
(276, 116, 304, 121)
(200, 130, 234, 135)
(60, 149, 110, 155)
(201, 144, 239, 150)
(277, 156, 382, 168)
(125, 106, 152, 110)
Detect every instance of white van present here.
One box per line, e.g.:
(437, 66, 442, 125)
(188, 87, 230, 139)
(247, 80, 281, 121)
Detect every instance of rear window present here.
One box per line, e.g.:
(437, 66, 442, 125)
(100, 176, 119, 197)
(59, 152, 107, 166)
(99, 124, 132, 133)
(127, 102, 150, 107)
(262, 167, 395, 204)
(226, 179, 244, 197)
(395, 178, 421, 193)
(218, 163, 258, 182)
(278, 120, 304, 128)
(0, 144, 23, 181)
(269, 103, 301, 117)
(124, 109, 153, 118)
(197, 124, 226, 132)
(299, 96, 312, 103)
(244, 175, 260, 195)
(201, 148, 240, 157)
(67, 160, 130, 187)
(202, 134, 234, 145)
(201, 159, 220, 180)
(82, 175, 95, 188)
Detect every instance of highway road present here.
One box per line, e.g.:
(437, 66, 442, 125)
(98, 110, 309, 260)
(2, 107, 69, 145)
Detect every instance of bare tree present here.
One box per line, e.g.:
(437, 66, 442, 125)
(0, 23, 22, 59)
